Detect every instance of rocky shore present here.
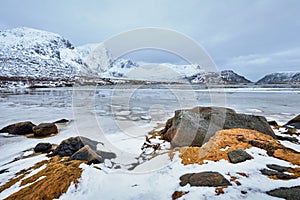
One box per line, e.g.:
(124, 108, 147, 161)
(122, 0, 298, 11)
(0, 107, 299, 199)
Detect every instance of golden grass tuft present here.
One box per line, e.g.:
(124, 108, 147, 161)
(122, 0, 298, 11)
(1, 156, 85, 200)
(179, 128, 300, 165)
(172, 191, 189, 200)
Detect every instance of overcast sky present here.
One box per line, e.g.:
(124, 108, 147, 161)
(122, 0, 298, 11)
(0, 0, 299, 81)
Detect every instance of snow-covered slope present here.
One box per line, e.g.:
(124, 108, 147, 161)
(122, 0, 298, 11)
(78, 45, 249, 84)
(186, 70, 252, 84)
(257, 72, 300, 84)
(0, 27, 82, 80)
(76, 43, 138, 76)
(102, 62, 201, 82)
(0, 27, 252, 84)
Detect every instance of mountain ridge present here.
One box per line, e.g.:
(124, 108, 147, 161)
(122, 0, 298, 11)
(257, 72, 300, 84)
(0, 27, 286, 85)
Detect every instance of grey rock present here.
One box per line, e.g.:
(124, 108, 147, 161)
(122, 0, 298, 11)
(267, 186, 300, 200)
(285, 114, 300, 129)
(260, 169, 294, 180)
(0, 121, 36, 135)
(0, 168, 9, 174)
(180, 171, 231, 187)
(52, 136, 116, 161)
(52, 136, 97, 156)
(68, 145, 103, 164)
(33, 123, 58, 137)
(162, 106, 275, 147)
(34, 142, 52, 153)
(228, 149, 253, 163)
(276, 135, 298, 144)
(53, 119, 69, 124)
(268, 120, 279, 126)
(266, 164, 293, 172)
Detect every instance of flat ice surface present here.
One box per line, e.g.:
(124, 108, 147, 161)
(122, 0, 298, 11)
(0, 84, 299, 199)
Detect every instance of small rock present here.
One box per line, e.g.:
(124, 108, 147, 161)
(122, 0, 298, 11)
(268, 120, 279, 126)
(0, 121, 36, 135)
(34, 142, 52, 153)
(69, 145, 103, 164)
(227, 149, 253, 163)
(33, 123, 58, 137)
(96, 151, 117, 160)
(267, 186, 300, 200)
(276, 135, 299, 143)
(285, 114, 300, 129)
(266, 164, 293, 172)
(0, 168, 9, 174)
(180, 171, 231, 187)
(53, 119, 69, 124)
(260, 169, 294, 180)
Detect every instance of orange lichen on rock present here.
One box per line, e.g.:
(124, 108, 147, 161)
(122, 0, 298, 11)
(1, 156, 85, 200)
(179, 128, 300, 165)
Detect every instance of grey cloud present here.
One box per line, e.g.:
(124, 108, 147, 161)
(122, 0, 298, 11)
(0, 0, 299, 80)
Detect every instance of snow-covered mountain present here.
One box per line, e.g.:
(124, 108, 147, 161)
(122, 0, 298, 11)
(77, 44, 251, 83)
(0, 27, 82, 80)
(257, 72, 300, 84)
(0, 27, 252, 84)
(186, 70, 252, 84)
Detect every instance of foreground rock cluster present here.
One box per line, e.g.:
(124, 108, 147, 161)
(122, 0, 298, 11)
(151, 106, 300, 199)
(0, 136, 116, 200)
(0, 107, 299, 199)
(0, 120, 63, 137)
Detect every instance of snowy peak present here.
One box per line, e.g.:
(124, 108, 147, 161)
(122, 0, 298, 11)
(0, 27, 74, 49)
(76, 43, 137, 74)
(257, 72, 300, 84)
(186, 70, 251, 84)
(0, 27, 82, 80)
(220, 70, 252, 84)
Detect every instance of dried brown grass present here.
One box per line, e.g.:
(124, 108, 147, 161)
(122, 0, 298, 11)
(179, 128, 300, 165)
(1, 156, 84, 200)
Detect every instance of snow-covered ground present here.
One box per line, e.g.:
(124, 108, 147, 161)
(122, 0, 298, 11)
(0, 85, 300, 199)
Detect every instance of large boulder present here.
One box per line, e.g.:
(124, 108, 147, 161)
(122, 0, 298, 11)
(33, 123, 58, 137)
(285, 114, 300, 129)
(162, 106, 276, 147)
(0, 121, 36, 135)
(68, 145, 103, 164)
(180, 171, 231, 187)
